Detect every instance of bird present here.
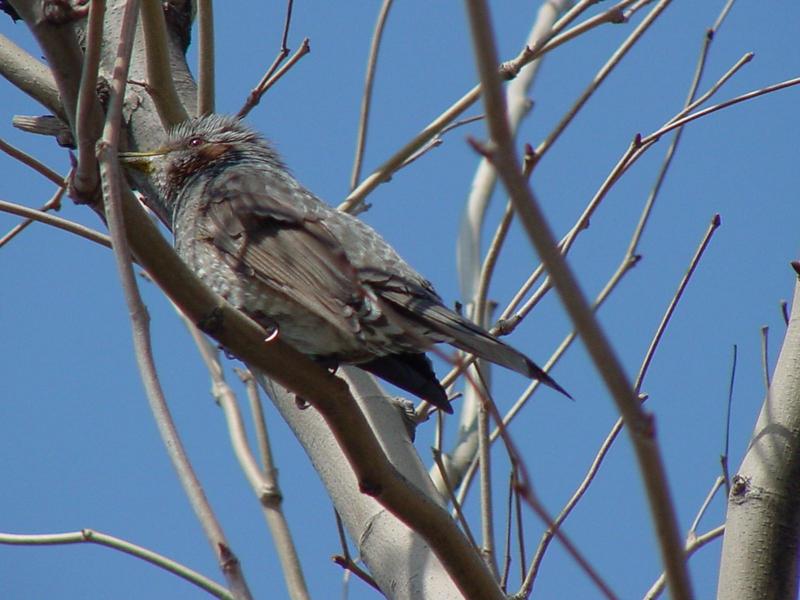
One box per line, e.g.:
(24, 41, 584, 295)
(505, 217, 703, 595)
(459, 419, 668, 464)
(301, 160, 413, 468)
(121, 114, 568, 413)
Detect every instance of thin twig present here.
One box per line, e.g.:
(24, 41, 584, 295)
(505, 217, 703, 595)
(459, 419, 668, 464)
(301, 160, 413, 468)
(432, 449, 480, 551)
(498, 49, 752, 331)
(331, 555, 381, 593)
(643, 76, 800, 145)
(522, 215, 719, 596)
(780, 299, 790, 325)
(500, 469, 515, 591)
(236, 0, 294, 119)
(474, 146, 535, 328)
(0, 136, 63, 186)
(331, 508, 355, 598)
(517, 0, 632, 62)
(514, 467, 526, 584)
(635, 215, 721, 389)
(197, 0, 216, 115)
(533, 0, 675, 168)
(73, 0, 104, 197)
(761, 326, 771, 391)
(0, 529, 233, 600)
(0, 197, 110, 248)
(477, 367, 498, 577)
(235, 369, 275, 478)
(350, 0, 393, 190)
(689, 476, 725, 536)
(666, 53, 753, 127)
(468, 356, 617, 599)
(457, 0, 569, 303)
(237, 35, 311, 120)
(339, 0, 638, 215)
(400, 114, 484, 169)
(721, 345, 737, 495)
(623, 14, 722, 256)
(712, 0, 737, 31)
(182, 328, 310, 600)
(643, 524, 725, 600)
(465, 0, 692, 583)
(255, 39, 310, 102)
(439, 318, 616, 597)
(0, 183, 66, 248)
(237, 370, 309, 600)
(277, 0, 295, 49)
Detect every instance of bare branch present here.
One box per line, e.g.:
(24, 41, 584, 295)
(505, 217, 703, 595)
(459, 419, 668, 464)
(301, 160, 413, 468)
(0, 136, 63, 186)
(0, 197, 110, 248)
(182, 334, 310, 600)
(635, 215, 721, 389)
(73, 0, 106, 197)
(721, 345, 737, 495)
(350, 0, 393, 189)
(331, 555, 381, 593)
(689, 477, 726, 537)
(644, 525, 725, 600)
(140, 0, 189, 125)
(462, 1, 692, 595)
(0, 33, 63, 119)
(236, 35, 310, 121)
(432, 449, 479, 552)
(197, 0, 216, 115)
(0, 529, 234, 600)
(0, 184, 66, 248)
(761, 325, 771, 391)
(533, 0, 674, 167)
(340, 0, 641, 214)
(8, 1, 103, 136)
(643, 75, 800, 145)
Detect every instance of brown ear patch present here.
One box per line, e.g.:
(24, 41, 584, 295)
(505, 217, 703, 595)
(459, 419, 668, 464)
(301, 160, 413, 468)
(199, 143, 231, 162)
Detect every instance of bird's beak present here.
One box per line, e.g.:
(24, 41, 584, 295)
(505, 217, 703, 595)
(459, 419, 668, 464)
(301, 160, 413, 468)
(118, 149, 167, 174)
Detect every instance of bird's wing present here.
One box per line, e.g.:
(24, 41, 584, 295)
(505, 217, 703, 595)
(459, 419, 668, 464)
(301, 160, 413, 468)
(324, 209, 561, 386)
(200, 170, 365, 341)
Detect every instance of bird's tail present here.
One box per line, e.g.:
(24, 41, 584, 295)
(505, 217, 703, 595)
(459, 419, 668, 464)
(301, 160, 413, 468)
(388, 298, 571, 399)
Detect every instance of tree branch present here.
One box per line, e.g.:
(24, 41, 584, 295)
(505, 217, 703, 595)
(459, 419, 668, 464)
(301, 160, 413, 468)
(718, 275, 800, 600)
(462, 1, 693, 598)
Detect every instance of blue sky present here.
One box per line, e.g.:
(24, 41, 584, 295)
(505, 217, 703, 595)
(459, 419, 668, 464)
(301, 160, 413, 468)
(2, 2, 799, 598)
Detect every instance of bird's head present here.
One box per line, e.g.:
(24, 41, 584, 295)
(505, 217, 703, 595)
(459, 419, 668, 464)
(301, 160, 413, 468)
(119, 114, 278, 212)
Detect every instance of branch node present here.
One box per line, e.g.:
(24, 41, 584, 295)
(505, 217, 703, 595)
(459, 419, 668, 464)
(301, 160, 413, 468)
(358, 479, 382, 497)
(730, 474, 750, 499)
(217, 542, 241, 574)
(609, 9, 627, 25)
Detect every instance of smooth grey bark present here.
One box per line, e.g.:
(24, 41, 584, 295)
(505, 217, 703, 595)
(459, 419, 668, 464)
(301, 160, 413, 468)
(717, 277, 800, 600)
(256, 367, 464, 600)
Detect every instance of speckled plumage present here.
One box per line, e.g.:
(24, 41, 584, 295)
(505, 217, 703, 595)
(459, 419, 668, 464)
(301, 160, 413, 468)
(137, 114, 567, 412)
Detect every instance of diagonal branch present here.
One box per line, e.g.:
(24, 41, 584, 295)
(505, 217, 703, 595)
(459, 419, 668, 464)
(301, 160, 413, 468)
(462, 1, 693, 598)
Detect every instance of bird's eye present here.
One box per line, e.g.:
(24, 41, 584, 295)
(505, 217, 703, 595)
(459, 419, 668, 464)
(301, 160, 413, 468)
(188, 137, 204, 147)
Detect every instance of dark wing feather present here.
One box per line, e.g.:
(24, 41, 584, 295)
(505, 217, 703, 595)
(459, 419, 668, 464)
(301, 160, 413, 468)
(203, 170, 363, 341)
